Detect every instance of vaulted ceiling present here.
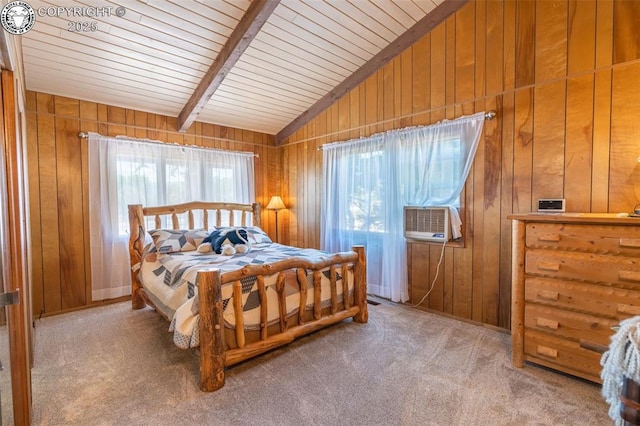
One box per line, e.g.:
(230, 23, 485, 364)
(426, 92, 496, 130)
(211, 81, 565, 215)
(22, 0, 466, 141)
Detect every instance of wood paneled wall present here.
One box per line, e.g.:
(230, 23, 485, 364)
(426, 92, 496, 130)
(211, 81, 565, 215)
(25, 91, 280, 316)
(23, 0, 640, 329)
(279, 0, 640, 329)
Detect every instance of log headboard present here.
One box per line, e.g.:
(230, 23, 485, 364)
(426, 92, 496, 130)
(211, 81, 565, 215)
(134, 201, 260, 231)
(128, 201, 261, 309)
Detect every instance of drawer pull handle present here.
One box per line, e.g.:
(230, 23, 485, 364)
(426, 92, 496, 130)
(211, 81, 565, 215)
(536, 317, 559, 330)
(619, 271, 640, 283)
(538, 234, 561, 242)
(537, 290, 560, 301)
(579, 339, 608, 354)
(620, 238, 640, 248)
(537, 262, 560, 272)
(536, 345, 558, 359)
(617, 304, 640, 315)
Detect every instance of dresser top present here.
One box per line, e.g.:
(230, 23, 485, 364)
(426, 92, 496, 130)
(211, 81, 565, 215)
(507, 212, 640, 225)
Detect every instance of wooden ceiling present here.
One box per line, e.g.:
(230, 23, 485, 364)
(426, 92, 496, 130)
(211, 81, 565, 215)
(22, 0, 465, 140)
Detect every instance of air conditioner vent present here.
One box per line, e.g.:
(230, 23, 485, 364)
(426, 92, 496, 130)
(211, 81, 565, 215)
(403, 206, 450, 242)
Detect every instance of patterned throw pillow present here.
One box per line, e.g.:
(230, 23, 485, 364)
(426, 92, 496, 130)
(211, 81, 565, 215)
(149, 229, 210, 254)
(245, 226, 273, 244)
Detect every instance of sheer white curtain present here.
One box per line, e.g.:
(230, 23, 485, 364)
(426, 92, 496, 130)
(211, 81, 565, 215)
(321, 113, 485, 302)
(88, 133, 255, 301)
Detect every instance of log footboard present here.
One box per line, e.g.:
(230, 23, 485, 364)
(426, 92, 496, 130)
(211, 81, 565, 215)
(197, 245, 367, 392)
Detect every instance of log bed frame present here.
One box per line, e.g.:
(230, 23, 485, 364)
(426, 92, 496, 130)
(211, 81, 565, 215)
(128, 201, 368, 392)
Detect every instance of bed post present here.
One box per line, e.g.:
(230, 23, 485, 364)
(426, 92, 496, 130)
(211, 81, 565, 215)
(198, 268, 226, 392)
(352, 245, 368, 323)
(252, 202, 261, 226)
(128, 204, 147, 309)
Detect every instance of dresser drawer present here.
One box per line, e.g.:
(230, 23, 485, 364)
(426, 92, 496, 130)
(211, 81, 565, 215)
(526, 223, 640, 256)
(524, 304, 616, 347)
(525, 277, 640, 319)
(524, 330, 603, 381)
(526, 249, 640, 285)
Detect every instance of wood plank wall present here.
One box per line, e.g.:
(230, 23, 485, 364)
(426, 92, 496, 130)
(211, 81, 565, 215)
(25, 91, 280, 316)
(279, 0, 640, 330)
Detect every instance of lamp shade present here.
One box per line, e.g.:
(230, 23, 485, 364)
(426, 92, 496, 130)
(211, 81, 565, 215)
(266, 196, 286, 211)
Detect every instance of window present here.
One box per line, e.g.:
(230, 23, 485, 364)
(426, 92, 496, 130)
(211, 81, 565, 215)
(335, 137, 462, 236)
(398, 136, 462, 208)
(115, 156, 158, 235)
(344, 150, 384, 232)
(322, 113, 485, 302)
(88, 132, 255, 301)
(110, 143, 253, 235)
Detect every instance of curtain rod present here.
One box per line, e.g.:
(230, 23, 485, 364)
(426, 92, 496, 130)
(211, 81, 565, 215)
(315, 110, 497, 151)
(77, 131, 259, 157)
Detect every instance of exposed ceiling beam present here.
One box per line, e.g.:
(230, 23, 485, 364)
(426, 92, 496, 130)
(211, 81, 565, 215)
(275, 0, 469, 145)
(177, 0, 281, 132)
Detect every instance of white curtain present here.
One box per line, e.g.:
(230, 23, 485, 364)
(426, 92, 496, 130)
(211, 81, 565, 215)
(321, 112, 485, 302)
(87, 133, 255, 301)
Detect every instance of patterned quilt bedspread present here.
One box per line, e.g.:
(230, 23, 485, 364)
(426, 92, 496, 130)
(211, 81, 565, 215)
(139, 242, 353, 349)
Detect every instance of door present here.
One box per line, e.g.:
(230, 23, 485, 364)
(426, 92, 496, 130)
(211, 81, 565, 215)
(0, 150, 14, 424)
(0, 69, 33, 425)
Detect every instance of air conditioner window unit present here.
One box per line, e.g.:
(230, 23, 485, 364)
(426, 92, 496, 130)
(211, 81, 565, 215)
(403, 206, 451, 242)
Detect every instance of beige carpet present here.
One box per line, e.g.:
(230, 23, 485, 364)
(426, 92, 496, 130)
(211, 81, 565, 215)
(30, 300, 611, 425)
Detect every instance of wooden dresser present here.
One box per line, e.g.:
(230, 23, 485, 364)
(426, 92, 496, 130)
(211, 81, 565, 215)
(508, 213, 640, 383)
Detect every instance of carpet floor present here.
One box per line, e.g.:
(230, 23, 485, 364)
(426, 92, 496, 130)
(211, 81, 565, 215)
(30, 300, 611, 425)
